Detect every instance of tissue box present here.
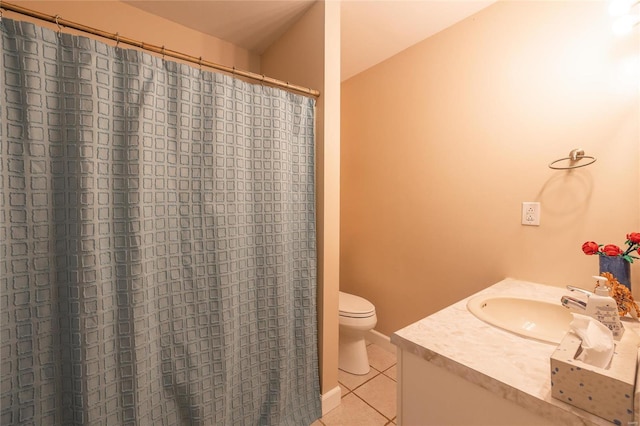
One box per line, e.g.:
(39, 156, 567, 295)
(550, 328, 640, 424)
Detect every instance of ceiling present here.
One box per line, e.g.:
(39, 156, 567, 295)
(340, 0, 495, 80)
(124, 0, 496, 81)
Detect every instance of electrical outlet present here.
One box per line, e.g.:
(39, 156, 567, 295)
(521, 202, 540, 226)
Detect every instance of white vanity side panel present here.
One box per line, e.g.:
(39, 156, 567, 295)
(398, 350, 559, 426)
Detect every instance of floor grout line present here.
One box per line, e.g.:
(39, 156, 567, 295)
(322, 343, 397, 425)
(350, 390, 394, 423)
(338, 366, 382, 392)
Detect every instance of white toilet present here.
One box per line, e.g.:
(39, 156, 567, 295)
(338, 291, 377, 375)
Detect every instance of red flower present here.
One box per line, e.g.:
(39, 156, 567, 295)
(582, 233, 640, 263)
(581, 241, 599, 255)
(602, 244, 623, 256)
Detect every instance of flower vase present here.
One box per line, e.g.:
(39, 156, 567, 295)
(599, 256, 631, 290)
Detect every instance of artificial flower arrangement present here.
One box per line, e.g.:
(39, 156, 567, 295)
(601, 272, 640, 318)
(581, 232, 640, 317)
(581, 232, 640, 263)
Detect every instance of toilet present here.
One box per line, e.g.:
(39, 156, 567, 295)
(338, 291, 377, 375)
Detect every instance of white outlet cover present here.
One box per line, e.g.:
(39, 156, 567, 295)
(522, 202, 540, 226)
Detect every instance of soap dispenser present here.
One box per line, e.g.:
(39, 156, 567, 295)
(585, 276, 624, 340)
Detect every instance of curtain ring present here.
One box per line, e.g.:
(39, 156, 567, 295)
(161, 45, 165, 60)
(115, 32, 120, 48)
(199, 56, 203, 70)
(54, 14, 62, 36)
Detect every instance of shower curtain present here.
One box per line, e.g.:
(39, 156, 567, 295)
(1, 18, 320, 425)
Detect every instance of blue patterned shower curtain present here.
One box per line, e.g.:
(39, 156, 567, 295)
(1, 18, 320, 425)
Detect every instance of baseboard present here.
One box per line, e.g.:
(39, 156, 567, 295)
(321, 385, 341, 416)
(366, 329, 396, 354)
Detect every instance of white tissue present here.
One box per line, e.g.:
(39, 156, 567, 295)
(570, 313, 614, 369)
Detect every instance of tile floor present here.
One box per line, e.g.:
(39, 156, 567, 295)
(312, 343, 398, 426)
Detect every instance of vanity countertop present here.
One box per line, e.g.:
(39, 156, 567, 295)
(391, 278, 640, 426)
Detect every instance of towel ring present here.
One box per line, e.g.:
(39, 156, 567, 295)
(548, 149, 597, 170)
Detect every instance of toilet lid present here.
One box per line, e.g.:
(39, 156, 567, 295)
(339, 291, 375, 318)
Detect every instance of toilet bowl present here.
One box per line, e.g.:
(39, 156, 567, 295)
(338, 291, 377, 375)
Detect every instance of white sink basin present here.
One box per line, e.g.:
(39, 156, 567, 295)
(466, 295, 573, 344)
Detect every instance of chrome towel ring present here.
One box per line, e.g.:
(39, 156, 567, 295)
(548, 149, 597, 170)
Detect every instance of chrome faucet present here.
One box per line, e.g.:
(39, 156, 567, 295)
(560, 285, 591, 312)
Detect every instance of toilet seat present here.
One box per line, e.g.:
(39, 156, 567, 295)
(339, 291, 375, 318)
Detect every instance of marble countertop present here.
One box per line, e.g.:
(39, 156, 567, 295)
(391, 278, 640, 426)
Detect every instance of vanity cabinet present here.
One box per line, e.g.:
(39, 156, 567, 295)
(391, 278, 631, 426)
(397, 349, 558, 425)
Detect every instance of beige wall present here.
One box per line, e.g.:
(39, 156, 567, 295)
(341, 1, 640, 336)
(4, 1, 260, 72)
(262, 1, 341, 398)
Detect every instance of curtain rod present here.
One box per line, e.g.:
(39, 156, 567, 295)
(0, 1, 320, 98)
